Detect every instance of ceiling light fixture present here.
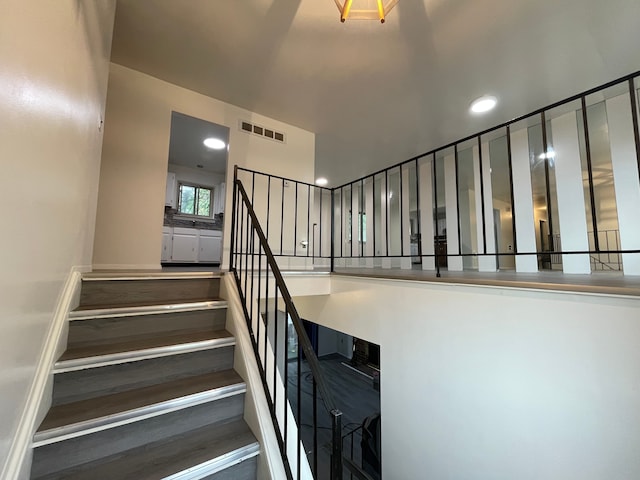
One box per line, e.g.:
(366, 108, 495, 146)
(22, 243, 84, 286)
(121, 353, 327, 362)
(315, 177, 329, 186)
(203, 137, 226, 150)
(470, 95, 498, 114)
(335, 0, 398, 23)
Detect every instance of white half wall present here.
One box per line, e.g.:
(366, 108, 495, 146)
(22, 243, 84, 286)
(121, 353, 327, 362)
(551, 111, 591, 274)
(290, 276, 640, 480)
(0, 0, 116, 475)
(418, 156, 435, 271)
(93, 64, 315, 270)
(606, 93, 640, 275)
(444, 154, 463, 271)
(510, 127, 539, 272)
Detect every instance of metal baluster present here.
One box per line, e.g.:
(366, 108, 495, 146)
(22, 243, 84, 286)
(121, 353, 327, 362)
(294, 183, 299, 257)
(454, 144, 462, 256)
(281, 179, 285, 256)
(400, 167, 404, 258)
(477, 136, 487, 255)
(385, 171, 389, 257)
(506, 126, 518, 256)
(297, 336, 302, 480)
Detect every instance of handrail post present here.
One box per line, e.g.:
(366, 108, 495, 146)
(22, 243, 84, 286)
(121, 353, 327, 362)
(331, 409, 344, 480)
(229, 165, 239, 272)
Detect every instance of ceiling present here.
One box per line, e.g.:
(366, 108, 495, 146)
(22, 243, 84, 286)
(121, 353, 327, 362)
(168, 112, 229, 174)
(111, 0, 640, 186)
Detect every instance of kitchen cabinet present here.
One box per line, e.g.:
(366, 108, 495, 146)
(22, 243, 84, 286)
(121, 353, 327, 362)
(199, 230, 222, 263)
(163, 227, 222, 263)
(171, 227, 198, 262)
(165, 172, 176, 208)
(161, 227, 173, 262)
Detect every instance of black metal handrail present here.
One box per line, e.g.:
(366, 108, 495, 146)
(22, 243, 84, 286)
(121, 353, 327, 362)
(230, 166, 343, 479)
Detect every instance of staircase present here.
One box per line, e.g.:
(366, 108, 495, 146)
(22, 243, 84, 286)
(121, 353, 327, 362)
(30, 272, 260, 480)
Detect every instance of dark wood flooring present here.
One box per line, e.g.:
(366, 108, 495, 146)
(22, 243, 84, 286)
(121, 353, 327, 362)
(286, 353, 380, 478)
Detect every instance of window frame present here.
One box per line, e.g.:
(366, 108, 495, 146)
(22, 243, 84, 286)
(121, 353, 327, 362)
(176, 182, 214, 218)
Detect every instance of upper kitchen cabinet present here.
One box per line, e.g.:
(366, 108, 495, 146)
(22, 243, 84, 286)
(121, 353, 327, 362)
(165, 172, 176, 208)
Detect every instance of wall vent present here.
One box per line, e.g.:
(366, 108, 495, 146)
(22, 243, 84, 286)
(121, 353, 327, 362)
(239, 120, 286, 144)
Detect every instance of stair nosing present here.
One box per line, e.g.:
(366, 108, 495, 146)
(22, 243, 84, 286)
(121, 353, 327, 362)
(54, 336, 235, 373)
(82, 273, 223, 281)
(163, 442, 260, 480)
(69, 300, 228, 321)
(33, 382, 247, 448)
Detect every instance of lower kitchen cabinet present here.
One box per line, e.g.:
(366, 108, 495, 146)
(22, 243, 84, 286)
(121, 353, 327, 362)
(171, 228, 199, 262)
(163, 227, 222, 263)
(199, 231, 222, 263)
(161, 227, 173, 262)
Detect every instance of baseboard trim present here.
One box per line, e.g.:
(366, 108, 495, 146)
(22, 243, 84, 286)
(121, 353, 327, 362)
(1, 266, 84, 480)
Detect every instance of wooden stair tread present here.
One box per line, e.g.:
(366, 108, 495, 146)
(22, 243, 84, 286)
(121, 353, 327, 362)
(73, 297, 223, 311)
(37, 370, 244, 436)
(33, 419, 258, 480)
(58, 329, 233, 362)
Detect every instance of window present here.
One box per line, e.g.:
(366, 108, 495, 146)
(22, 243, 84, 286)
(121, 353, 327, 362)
(178, 183, 213, 217)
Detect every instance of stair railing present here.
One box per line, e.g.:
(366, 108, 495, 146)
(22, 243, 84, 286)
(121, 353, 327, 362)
(230, 166, 343, 480)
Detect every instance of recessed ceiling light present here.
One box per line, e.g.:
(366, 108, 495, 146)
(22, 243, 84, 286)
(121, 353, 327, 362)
(203, 137, 226, 150)
(315, 177, 328, 186)
(470, 95, 497, 114)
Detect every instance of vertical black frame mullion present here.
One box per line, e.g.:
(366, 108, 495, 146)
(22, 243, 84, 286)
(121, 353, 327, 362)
(307, 185, 311, 258)
(400, 166, 405, 257)
(506, 125, 518, 255)
(541, 111, 555, 249)
(294, 183, 299, 257)
(415, 158, 421, 262)
(280, 179, 285, 256)
(350, 183, 354, 258)
(477, 136, 487, 254)
(360, 179, 365, 258)
(385, 170, 389, 256)
(372, 176, 377, 259)
(580, 96, 600, 252)
(433, 153, 440, 277)
(319, 188, 323, 258)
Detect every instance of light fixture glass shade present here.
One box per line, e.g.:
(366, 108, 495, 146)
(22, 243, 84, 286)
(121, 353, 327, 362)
(335, 0, 398, 23)
(470, 95, 498, 114)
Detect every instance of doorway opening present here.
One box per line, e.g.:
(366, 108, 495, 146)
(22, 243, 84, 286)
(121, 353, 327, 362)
(162, 112, 229, 266)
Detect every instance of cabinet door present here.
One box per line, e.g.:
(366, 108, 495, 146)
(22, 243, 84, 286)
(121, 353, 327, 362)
(172, 233, 198, 262)
(161, 233, 173, 262)
(165, 172, 176, 208)
(199, 235, 222, 263)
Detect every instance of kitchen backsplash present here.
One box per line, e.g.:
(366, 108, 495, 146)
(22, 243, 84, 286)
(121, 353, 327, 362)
(164, 206, 223, 230)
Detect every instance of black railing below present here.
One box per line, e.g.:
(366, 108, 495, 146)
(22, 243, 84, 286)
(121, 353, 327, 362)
(230, 168, 343, 479)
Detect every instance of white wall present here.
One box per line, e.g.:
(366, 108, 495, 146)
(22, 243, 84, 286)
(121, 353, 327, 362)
(317, 325, 338, 357)
(93, 64, 315, 270)
(0, 0, 115, 472)
(289, 276, 640, 480)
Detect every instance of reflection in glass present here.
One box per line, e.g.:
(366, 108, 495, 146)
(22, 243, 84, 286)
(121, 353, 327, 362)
(577, 100, 621, 270)
(456, 146, 478, 270)
(488, 134, 515, 270)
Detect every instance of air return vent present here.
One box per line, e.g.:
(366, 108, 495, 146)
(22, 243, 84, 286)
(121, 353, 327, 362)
(239, 121, 286, 144)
